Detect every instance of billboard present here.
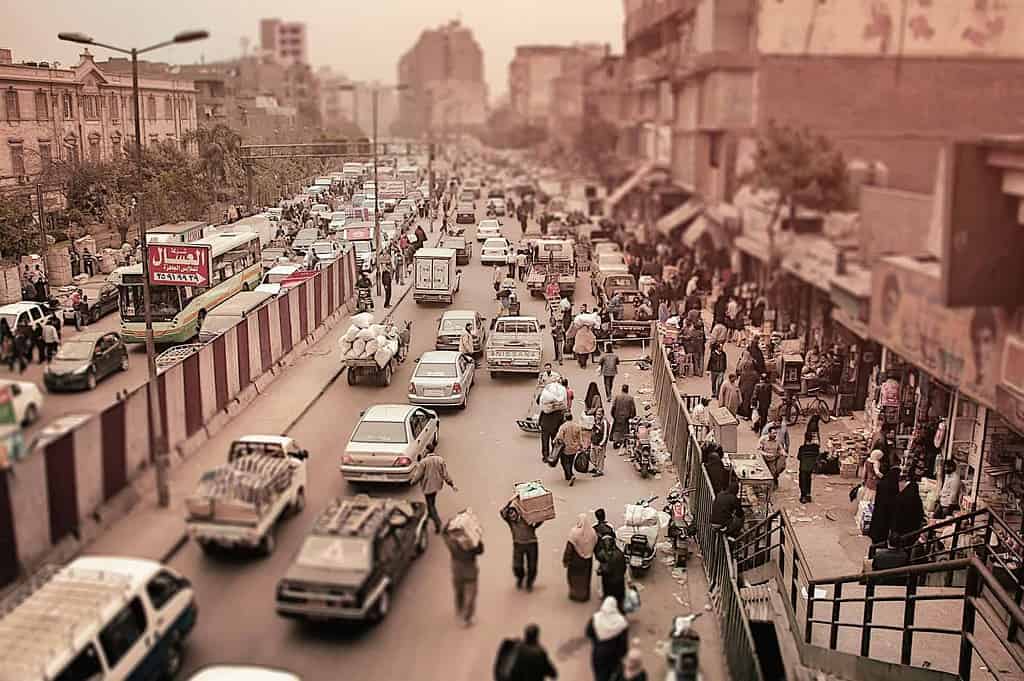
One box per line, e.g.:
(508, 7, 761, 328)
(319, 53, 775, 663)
(148, 244, 211, 286)
(869, 256, 1020, 409)
(379, 181, 407, 200)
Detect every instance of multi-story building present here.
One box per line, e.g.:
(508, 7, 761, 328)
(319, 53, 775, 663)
(396, 20, 488, 137)
(509, 43, 609, 132)
(260, 18, 308, 66)
(318, 68, 398, 137)
(0, 48, 197, 190)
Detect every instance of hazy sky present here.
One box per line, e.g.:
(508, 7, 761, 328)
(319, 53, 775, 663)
(2, 0, 623, 97)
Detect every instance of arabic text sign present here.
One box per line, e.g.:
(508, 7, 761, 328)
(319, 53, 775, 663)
(379, 181, 407, 200)
(148, 244, 212, 287)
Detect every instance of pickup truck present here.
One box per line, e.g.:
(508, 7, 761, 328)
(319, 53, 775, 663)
(485, 316, 545, 378)
(185, 435, 309, 555)
(607, 289, 655, 341)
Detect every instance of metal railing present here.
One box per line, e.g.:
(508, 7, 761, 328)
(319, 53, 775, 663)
(651, 332, 766, 681)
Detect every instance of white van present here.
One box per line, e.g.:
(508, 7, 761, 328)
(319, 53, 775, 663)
(198, 291, 273, 343)
(0, 556, 196, 681)
(188, 667, 301, 681)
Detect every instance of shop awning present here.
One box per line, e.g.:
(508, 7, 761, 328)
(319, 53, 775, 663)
(735, 234, 770, 262)
(606, 160, 655, 210)
(682, 215, 729, 250)
(831, 306, 870, 339)
(655, 198, 703, 236)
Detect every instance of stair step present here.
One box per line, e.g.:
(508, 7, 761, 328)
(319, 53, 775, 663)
(740, 583, 775, 623)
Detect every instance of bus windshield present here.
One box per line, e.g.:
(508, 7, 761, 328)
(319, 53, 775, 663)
(119, 277, 186, 321)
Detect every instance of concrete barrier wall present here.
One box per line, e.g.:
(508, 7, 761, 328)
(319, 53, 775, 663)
(0, 251, 356, 586)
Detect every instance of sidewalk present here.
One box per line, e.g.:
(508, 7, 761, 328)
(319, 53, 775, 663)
(84, 264, 419, 564)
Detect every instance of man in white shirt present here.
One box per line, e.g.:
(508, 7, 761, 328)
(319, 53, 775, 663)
(938, 461, 962, 518)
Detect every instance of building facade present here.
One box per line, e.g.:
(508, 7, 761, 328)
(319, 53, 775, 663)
(259, 18, 308, 65)
(0, 49, 197, 189)
(509, 43, 609, 132)
(396, 20, 488, 137)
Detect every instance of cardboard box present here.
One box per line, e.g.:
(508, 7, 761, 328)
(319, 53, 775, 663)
(514, 481, 556, 523)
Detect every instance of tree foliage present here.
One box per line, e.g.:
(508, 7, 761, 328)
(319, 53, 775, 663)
(0, 195, 42, 260)
(480, 106, 548, 150)
(574, 116, 620, 179)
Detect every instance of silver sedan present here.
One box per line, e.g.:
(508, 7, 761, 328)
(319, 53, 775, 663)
(407, 351, 475, 409)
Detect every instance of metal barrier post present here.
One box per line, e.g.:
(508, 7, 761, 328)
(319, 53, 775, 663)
(861, 581, 875, 657)
(901, 572, 918, 665)
(959, 566, 978, 681)
(805, 578, 815, 645)
(830, 581, 842, 649)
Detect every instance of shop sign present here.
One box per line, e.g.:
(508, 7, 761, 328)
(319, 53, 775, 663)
(870, 257, 1018, 409)
(996, 386, 1024, 437)
(147, 244, 211, 286)
(782, 237, 837, 291)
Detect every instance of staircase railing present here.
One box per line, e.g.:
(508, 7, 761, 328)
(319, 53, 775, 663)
(651, 331, 766, 681)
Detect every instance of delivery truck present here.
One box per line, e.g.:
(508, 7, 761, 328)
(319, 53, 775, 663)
(413, 248, 461, 305)
(185, 435, 309, 555)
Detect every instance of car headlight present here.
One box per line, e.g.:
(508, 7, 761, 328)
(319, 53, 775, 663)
(73, 365, 91, 375)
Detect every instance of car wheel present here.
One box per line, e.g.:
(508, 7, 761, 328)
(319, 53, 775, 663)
(119, 353, 129, 371)
(162, 631, 184, 681)
(415, 527, 429, 556)
(370, 587, 391, 623)
(382, 364, 393, 387)
(459, 391, 468, 410)
(346, 368, 357, 385)
(22, 404, 38, 426)
(292, 488, 306, 515)
(86, 370, 97, 391)
(260, 529, 276, 556)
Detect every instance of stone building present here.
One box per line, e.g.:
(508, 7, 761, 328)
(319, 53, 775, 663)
(0, 48, 197, 190)
(510, 43, 608, 133)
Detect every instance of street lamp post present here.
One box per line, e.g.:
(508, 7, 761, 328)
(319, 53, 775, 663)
(59, 29, 208, 508)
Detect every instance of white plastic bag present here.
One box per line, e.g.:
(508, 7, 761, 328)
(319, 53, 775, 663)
(342, 325, 360, 342)
(538, 383, 568, 414)
(351, 339, 366, 356)
(374, 347, 393, 369)
(356, 327, 376, 341)
(447, 508, 483, 550)
(365, 339, 380, 355)
(350, 312, 373, 329)
(367, 324, 386, 337)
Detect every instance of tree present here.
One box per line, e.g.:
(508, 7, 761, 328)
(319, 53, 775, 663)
(742, 121, 848, 269)
(184, 124, 244, 199)
(575, 116, 619, 179)
(0, 194, 42, 260)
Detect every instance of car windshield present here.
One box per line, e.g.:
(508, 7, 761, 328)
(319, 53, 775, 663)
(440, 318, 471, 333)
(351, 420, 407, 443)
(228, 440, 284, 461)
(297, 535, 372, 572)
(55, 339, 95, 361)
(415, 362, 458, 378)
(295, 230, 317, 242)
(312, 244, 335, 255)
(201, 316, 239, 335)
(483, 239, 506, 249)
(353, 242, 371, 253)
(480, 221, 499, 229)
(495, 321, 539, 334)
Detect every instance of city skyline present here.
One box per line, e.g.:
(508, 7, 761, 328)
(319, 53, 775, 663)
(0, 0, 623, 97)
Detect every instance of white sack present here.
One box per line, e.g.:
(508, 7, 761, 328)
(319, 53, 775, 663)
(352, 339, 366, 355)
(374, 347, 394, 369)
(356, 327, 376, 340)
(573, 312, 600, 327)
(539, 383, 568, 414)
(365, 339, 380, 355)
(350, 312, 373, 329)
(342, 325, 361, 342)
(368, 324, 386, 337)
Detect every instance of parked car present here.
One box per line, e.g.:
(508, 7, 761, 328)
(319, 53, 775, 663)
(476, 219, 502, 242)
(340, 404, 439, 484)
(54, 282, 119, 326)
(0, 379, 43, 426)
(0, 301, 56, 333)
(408, 350, 475, 409)
(440, 236, 471, 265)
(455, 203, 476, 224)
(435, 309, 487, 353)
(311, 240, 343, 264)
(275, 495, 428, 623)
(43, 331, 129, 391)
(291, 228, 320, 254)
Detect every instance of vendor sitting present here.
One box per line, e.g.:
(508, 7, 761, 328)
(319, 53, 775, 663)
(608, 291, 624, 319)
(710, 480, 745, 538)
(636, 295, 654, 321)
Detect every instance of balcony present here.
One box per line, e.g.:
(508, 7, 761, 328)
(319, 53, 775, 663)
(626, 0, 698, 50)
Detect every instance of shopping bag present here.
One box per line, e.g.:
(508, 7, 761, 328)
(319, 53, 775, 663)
(623, 586, 641, 614)
(857, 500, 874, 535)
(574, 449, 591, 473)
(545, 441, 564, 467)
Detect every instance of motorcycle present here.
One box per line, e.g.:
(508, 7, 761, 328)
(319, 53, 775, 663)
(626, 414, 657, 478)
(665, 613, 701, 681)
(355, 286, 373, 313)
(615, 496, 669, 578)
(664, 487, 696, 568)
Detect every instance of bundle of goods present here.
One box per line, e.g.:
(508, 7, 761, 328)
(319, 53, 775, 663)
(186, 455, 294, 519)
(572, 312, 601, 328)
(538, 381, 568, 414)
(447, 508, 483, 550)
(512, 480, 556, 523)
(338, 312, 401, 368)
(826, 432, 870, 467)
(657, 320, 681, 345)
(839, 456, 860, 479)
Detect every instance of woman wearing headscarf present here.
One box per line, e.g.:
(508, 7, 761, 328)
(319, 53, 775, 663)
(747, 336, 767, 375)
(890, 474, 926, 539)
(574, 321, 598, 369)
(563, 514, 599, 602)
(869, 465, 901, 545)
(596, 535, 627, 612)
(585, 597, 630, 681)
(585, 381, 604, 413)
(737, 361, 759, 420)
(619, 647, 648, 681)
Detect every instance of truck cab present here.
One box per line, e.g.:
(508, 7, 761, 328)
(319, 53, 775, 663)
(527, 239, 576, 296)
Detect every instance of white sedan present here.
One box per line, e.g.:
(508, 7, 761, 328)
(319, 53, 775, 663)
(408, 351, 475, 409)
(340, 404, 440, 484)
(476, 219, 502, 242)
(480, 237, 511, 266)
(0, 379, 44, 427)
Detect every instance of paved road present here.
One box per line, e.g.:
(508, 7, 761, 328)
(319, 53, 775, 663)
(164, 207, 711, 680)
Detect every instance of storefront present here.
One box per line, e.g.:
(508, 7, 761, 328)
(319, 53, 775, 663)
(830, 263, 878, 413)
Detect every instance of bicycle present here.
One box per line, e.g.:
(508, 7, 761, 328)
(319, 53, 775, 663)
(779, 386, 832, 426)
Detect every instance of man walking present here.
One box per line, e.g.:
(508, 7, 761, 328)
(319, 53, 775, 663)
(459, 322, 477, 364)
(538, 379, 567, 463)
(551, 321, 565, 365)
(506, 248, 517, 279)
(442, 518, 484, 627)
(610, 384, 637, 449)
(554, 413, 583, 486)
(42, 319, 60, 363)
(707, 341, 727, 399)
(500, 501, 544, 592)
(410, 450, 457, 533)
(381, 264, 393, 308)
(516, 249, 528, 281)
(496, 624, 558, 681)
(597, 344, 619, 399)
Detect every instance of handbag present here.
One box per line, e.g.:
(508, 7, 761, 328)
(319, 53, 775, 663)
(622, 585, 641, 614)
(574, 449, 591, 473)
(546, 441, 564, 467)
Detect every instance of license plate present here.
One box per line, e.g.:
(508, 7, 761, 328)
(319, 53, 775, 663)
(425, 389, 445, 397)
(514, 360, 531, 365)
(630, 557, 643, 567)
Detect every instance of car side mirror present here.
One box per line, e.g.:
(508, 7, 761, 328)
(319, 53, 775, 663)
(539, 324, 547, 330)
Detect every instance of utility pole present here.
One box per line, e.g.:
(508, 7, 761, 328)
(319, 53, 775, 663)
(35, 182, 47, 279)
(372, 89, 381, 296)
(427, 135, 435, 233)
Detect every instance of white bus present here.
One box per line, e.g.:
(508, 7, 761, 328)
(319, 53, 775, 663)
(113, 231, 262, 344)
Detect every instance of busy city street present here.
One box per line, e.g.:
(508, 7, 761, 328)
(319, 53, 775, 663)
(6, 3, 1024, 681)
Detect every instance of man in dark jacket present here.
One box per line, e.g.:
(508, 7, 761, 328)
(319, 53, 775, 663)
(501, 501, 543, 591)
(797, 434, 821, 503)
(710, 480, 744, 537)
(707, 341, 727, 399)
(593, 508, 615, 540)
(752, 374, 773, 433)
(499, 624, 558, 681)
(442, 519, 484, 627)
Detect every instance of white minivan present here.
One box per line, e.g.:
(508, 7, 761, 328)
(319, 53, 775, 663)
(0, 556, 197, 681)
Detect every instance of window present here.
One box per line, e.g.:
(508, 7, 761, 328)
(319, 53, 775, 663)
(4, 89, 20, 121)
(82, 95, 98, 120)
(89, 138, 100, 163)
(54, 643, 103, 681)
(110, 94, 120, 121)
(38, 142, 51, 170)
(9, 145, 25, 176)
(164, 95, 172, 120)
(34, 91, 48, 120)
(62, 93, 73, 119)
(126, 94, 135, 119)
(65, 143, 78, 165)
(146, 95, 156, 121)
(179, 97, 188, 120)
(146, 570, 186, 609)
(99, 597, 147, 668)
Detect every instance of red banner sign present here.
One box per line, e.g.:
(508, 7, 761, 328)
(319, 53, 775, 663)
(148, 244, 211, 286)
(344, 227, 372, 242)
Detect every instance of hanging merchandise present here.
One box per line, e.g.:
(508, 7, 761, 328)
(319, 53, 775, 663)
(934, 418, 948, 450)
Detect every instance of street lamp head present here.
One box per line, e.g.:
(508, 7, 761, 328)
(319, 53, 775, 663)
(395, 83, 411, 92)
(173, 30, 209, 44)
(57, 32, 94, 45)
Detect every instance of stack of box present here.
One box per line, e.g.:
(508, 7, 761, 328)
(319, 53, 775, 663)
(513, 481, 556, 523)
